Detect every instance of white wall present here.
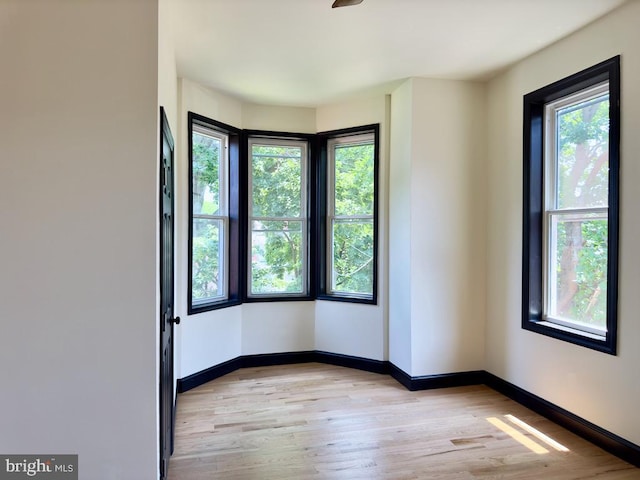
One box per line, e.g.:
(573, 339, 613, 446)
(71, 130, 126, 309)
(389, 78, 487, 377)
(242, 103, 316, 133)
(486, 0, 640, 445)
(179, 305, 242, 376)
(388, 80, 414, 373)
(176, 79, 244, 377)
(0, 1, 159, 478)
(241, 102, 318, 356)
(179, 77, 244, 128)
(315, 96, 390, 360)
(241, 303, 315, 355)
(159, 0, 178, 131)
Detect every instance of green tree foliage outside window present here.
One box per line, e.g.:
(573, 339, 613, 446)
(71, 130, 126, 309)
(550, 94, 609, 328)
(554, 217, 607, 326)
(331, 141, 375, 296)
(192, 130, 225, 302)
(250, 143, 305, 295)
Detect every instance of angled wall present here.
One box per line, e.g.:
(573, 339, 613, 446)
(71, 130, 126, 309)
(315, 96, 390, 361)
(389, 78, 487, 377)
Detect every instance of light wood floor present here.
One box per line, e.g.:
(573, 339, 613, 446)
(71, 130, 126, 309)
(168, 363, 639, 479)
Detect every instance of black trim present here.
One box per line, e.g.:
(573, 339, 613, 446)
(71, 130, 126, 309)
(317, 124, 380, 138)
(484, 372, 640, 468)
(242, 351, 316, 368)
(244, 130, 316, 302)
(316, 124, 380, 305)
(388, 362, 413, 390)
(176, 356, 640, 467)
(177, 351, 387, 392)
(158, 106, 175, 480)
(242, 296, 316, 304)
(185, 117, 381, 312)
(238, 129, 249, 301)
(522, 56, 620, 355)
(172, 380, 178, 455)
(315, 134, 328, 299)
(389, 363, 484, 392)
(308, 136, 320, 299)
(243, 129, 315, 140)
(177, 356, 244, 392)
(187, 112, 243, 315)
(315, 350, 388, 374)
(315, 293, 378, 304)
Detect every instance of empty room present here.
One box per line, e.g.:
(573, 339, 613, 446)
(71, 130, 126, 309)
(2, 0, 639, 479)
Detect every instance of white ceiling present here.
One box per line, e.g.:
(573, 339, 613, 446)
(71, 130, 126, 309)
(170, 0, 627, 107)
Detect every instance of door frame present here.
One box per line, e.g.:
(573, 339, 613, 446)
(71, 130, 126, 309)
(159, 106, 177, 480)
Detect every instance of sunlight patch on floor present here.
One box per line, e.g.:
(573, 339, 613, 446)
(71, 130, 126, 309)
(487, 417, 549, 454)
(505, 414, 570, 452)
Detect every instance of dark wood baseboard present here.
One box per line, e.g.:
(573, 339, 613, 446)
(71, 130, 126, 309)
(177, 351, 385, 392)
(315, 350, 389, 374)
(177, 356, 243, 392)
(483, 372, 640, 468)
(176, 354, 640, 467)
(388, 363, 484, 391)
(388, 362, 412, 389)
(242, 351, 316, 368)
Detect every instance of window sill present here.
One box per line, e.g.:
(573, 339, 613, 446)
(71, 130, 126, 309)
(188, 298, 242, 315)
(244, 295, 315, 303)
(523, 318, 615, 355)
(537, 320, 605, 342)
(316, 294, 376, 305)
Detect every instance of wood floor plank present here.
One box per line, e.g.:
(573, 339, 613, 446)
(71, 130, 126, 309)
(168, 363, 640, 479)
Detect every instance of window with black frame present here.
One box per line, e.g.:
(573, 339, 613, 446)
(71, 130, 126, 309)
(319, 125, 379, 304)
(247, 137, 310, 298)
(188, 113, 241, 314)
(186, 117, 380, 312)
(522, 56, 620, 354)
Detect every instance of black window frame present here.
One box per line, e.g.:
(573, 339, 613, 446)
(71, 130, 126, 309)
(317, 124, 379, 305)
(522, 56, 620, 355)
(187, 116, 380, 312)
(243, 129, 317, 303)
(187, 112, 242, 314)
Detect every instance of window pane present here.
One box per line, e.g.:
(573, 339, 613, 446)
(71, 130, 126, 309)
(251, 145, 302, 218)
(556, 94, 609, 209)
(331, 219, 374, 295)
(251, 220, 303, 295)
(334, 143, 374, 216)
(192, 218, 225, 302)
(192, 131, 222, 215)
(548, 213, 607, 329)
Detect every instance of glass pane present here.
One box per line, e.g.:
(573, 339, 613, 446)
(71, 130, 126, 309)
(251, 220, 304, 294)
(334, 143, 374, 216)
(556, 94, 609, 209)
(251, 144, 302, 218)
(548, 213, 607, 329)
(331, 219, 374, 296)
(192, 131, 222, 215)
(192, 218, 225, 302)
